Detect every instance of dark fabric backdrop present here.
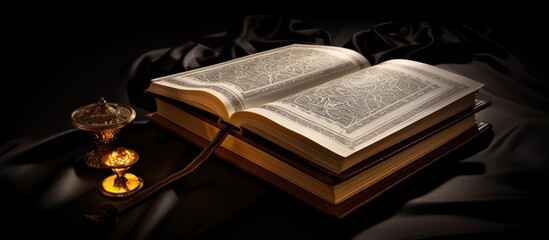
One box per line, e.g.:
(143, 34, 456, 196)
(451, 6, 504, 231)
(1, 12, 547, 239)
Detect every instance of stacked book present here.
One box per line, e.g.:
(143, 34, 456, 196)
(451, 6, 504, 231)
(144, 44, 491, 218)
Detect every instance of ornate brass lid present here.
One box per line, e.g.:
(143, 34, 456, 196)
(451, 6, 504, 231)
(71, 97, 136, 132)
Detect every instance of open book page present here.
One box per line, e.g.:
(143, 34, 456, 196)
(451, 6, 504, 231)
(231, 59, 485, 159)
(148, 44, 370, 121)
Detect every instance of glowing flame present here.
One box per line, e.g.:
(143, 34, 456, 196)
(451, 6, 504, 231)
(103, 147, 138, 167)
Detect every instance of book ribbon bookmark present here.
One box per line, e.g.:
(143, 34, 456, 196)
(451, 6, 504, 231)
(84, 124, 232, 225)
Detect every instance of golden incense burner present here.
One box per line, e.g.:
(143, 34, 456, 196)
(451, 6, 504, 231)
(71, 97, 136, 168)
(99, 146, 144, 197)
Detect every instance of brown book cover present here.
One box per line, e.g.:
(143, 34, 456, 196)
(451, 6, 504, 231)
(145, 95, 492, 218)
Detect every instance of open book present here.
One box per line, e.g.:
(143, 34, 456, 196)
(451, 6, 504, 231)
(146, 44, 484, 174)
(146, 96, 490, 218)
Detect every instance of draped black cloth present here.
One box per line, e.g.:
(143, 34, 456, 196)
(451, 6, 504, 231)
(1, 14, 548, 239)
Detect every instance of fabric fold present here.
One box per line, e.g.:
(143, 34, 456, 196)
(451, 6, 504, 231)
(343, 21, 509, 65)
